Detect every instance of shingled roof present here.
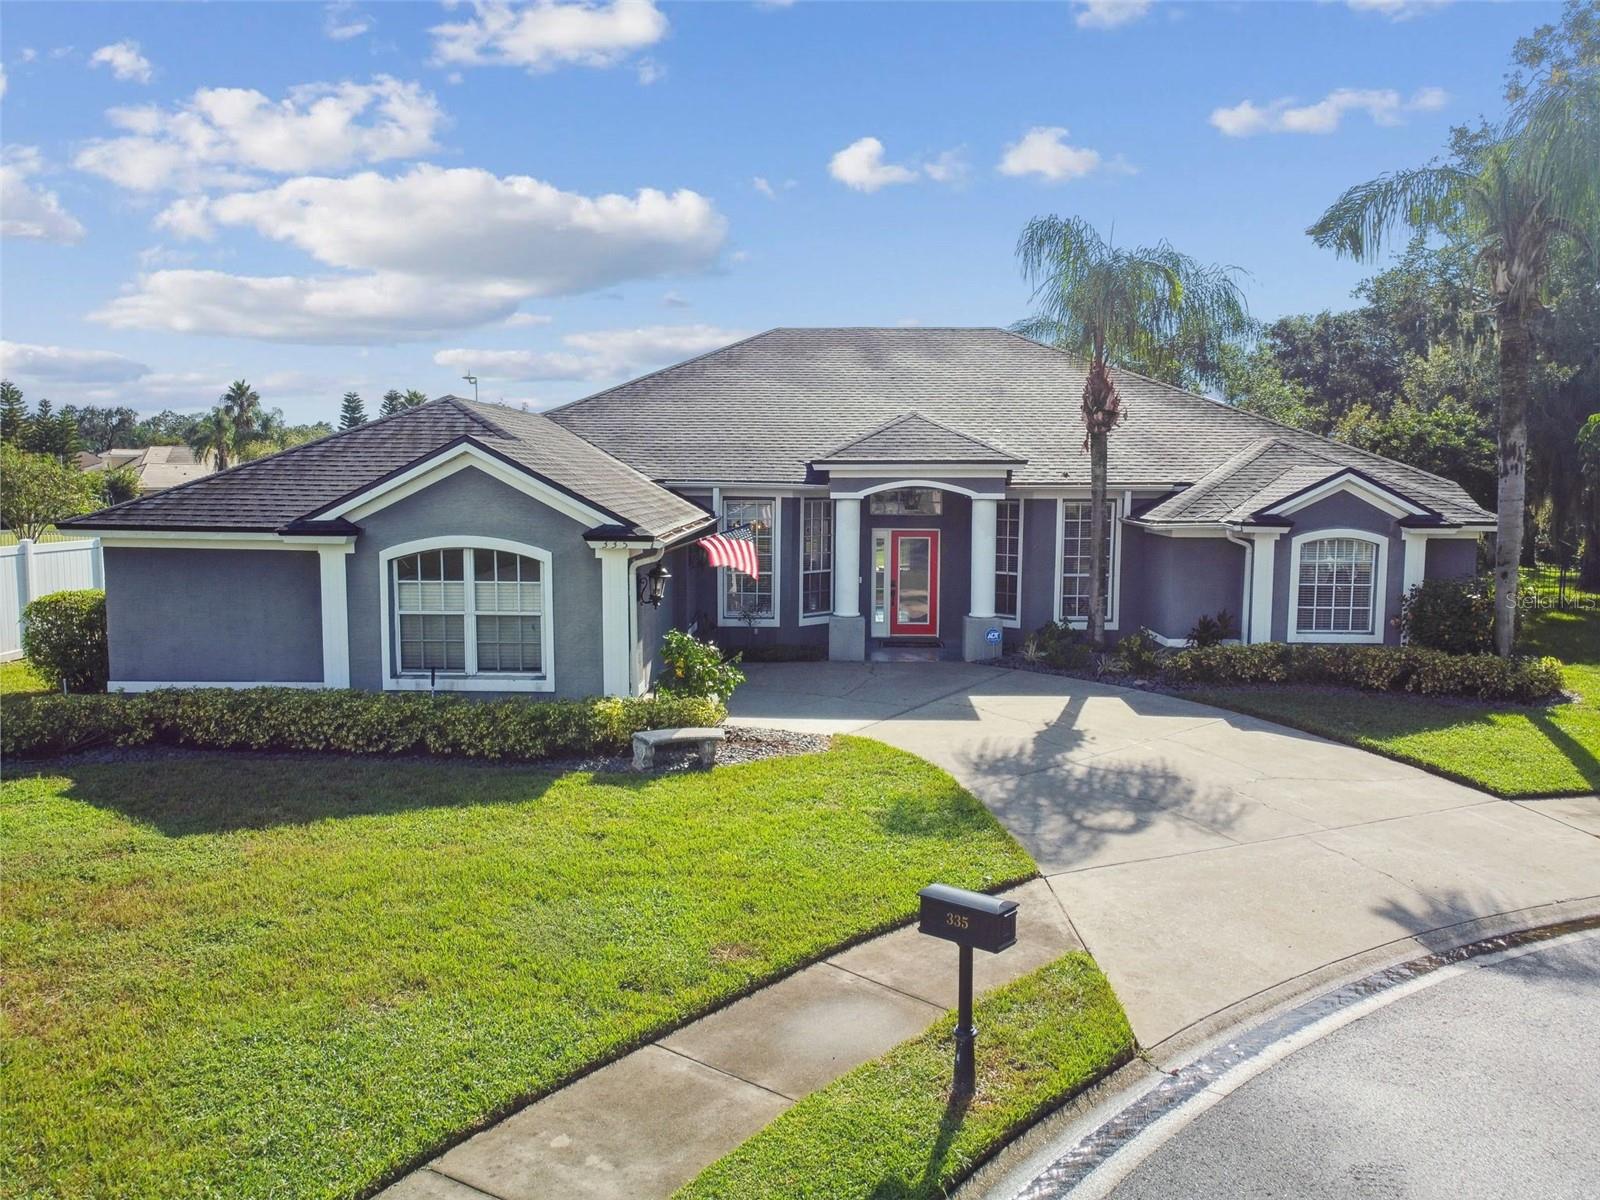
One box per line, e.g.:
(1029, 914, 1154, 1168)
(549, 328, 1492, 525)
(64, 397, 713, 541)
(1135, 436, 1484, 526)
(814, 411, 1025, 465)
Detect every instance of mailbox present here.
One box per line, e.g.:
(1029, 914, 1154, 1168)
(918, 884, 1019, 954)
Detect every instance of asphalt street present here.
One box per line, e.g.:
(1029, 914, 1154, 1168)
(1103, 931, 1600, 1200)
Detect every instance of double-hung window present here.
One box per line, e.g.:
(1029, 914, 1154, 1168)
(1059, 499, 1117, 626)
(1294, 536, 1380, 638)
(390, 543, 551, 687)
(800, 498, 833, 620)
(994, 499, 1021, 624)
(719, 497, 777, 624)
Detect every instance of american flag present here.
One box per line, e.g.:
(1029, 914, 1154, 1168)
(697, 523, 760, 579)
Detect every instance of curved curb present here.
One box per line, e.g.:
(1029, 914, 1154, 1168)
(962, 899, 1600, 1200)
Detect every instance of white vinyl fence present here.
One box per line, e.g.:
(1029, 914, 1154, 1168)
(1, 538, 104, 662)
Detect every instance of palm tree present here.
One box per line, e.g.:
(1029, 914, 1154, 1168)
(187, 408, 235, 472)
(1014, 216, 1252, 647)
(220, 380, 262, 437)
(1308, 72, 1597, 655)
(402, 389, 430, 408)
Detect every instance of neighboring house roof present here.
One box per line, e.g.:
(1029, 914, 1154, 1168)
(813, 411, 1025, 465)
(1135, 436, 1483, 527)
(80, 445, 214, 493)
(548, 327, 1491, 525)
(63, 399, 713, 541)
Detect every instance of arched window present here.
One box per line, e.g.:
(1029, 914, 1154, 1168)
(381, 538, 554, 690)
(1290, 531, 1387, 643)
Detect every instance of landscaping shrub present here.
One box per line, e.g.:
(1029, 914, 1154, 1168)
(1186, 608, 1238, 648)
(1029, 621, 1093, 669)
(20, 589, 108, 693)
(0, 688, 726, 760)
(1163, 642, 1564, 703)
(1113, 627, 1166, 677)
(659, 628, 747, 699)
(1398, 578, 1496, 654)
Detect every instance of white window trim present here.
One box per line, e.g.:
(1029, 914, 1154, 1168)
(1262, 473, 1430, 521)
(717, 495, 782, 629)
(379, 536, 556, 692)
(1286, 528, 1389, 644)
(1054, 496, 1122, 631)
(799, 496, 833, 626)
(995, 498, 1024, 629)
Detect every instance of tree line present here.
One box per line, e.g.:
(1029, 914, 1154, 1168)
(1017, 0, 1597, 654)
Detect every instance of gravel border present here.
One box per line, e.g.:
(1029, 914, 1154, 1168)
(6, 725, 834, 776)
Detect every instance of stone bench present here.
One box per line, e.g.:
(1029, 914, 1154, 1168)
(631, 726, 725, 771)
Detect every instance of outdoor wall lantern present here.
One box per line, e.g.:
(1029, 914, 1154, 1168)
(640, 561, 672, 608)
(917, 883, 1020, 1096)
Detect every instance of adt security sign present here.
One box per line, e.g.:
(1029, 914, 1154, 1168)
(985, 627, 1002, 645)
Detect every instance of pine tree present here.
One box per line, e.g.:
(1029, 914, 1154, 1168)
(379, 390, 404, 418)
(338, 391, 368, 430)
(0, 380, 26, 444)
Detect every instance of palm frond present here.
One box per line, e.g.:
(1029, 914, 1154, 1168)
(1307, 166, 1477, 261)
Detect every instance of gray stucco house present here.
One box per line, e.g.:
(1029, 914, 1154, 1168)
(64, 328, 1493, 696)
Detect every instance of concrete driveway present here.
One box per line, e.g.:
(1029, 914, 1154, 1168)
(727, 662, 1600, 1049)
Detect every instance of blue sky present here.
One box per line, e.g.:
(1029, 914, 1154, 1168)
(0, 0, 1554, 426)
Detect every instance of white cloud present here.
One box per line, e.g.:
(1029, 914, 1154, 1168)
(1346, 0, 1453, 20)
(1, 147, 86, 243)
(635, 57, 665, 85)
(0, 340, 150, 383)
(74, 76, 444, 192)
(1073, 1, 1151, 30)
(89, 41, 153, 84)
(176, 164, 726, 293)
(92, 270, 535, 344)
(324, 3, 374, 41)
(752, 175, 776, 198)
(103, 166, 727, 343)
(922, 148, 969, 185)
(503, 311, 554, 327)
(661, 290, 689, 308)
(434, 323, 746, 382)
(828, 137, 919, 192)
(431, 1, 668, 73)
(1209, 86, 1448, 136)
(997, 126, 1107, 182)
(0, 64, 7, 100)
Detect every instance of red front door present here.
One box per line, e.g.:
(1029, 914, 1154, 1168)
(889, 529, 939, 636)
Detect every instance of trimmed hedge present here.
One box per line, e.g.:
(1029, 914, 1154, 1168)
(0, 687, 726, 761)
(20, 589, 108, 693)
(1163, 642, 1564, 704)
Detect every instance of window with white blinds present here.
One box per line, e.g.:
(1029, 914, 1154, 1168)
(393, 546, 546, 675)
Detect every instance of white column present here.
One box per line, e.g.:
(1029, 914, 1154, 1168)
(318, 545, 351, 688)
(1401, 531, 1428, 597)
(832, 497, 860, 617)
(595, 546, 632, 697)
(969, 498, 997, 618)
(1248, 532, 1277, 643)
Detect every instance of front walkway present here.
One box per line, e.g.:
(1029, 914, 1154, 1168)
(727, 661, 1600, 1050)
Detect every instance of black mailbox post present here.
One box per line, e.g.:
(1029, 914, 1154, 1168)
(917, 884, 1020, 1096)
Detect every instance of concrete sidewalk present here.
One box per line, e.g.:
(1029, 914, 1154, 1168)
(727, 662, 1600, 1053)
(381, 878, 1083, 1200)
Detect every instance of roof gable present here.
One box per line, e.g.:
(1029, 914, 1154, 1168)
(813, 411, 1024, 465)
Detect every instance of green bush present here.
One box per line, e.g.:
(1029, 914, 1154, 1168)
(1398, 578, 1496, 654)
(1163, 642, 1564, 704)
(20, 589, 108, 693)
(659, 628, 746, 699)
(1030, 621, 1093, 669)
(1186, 609, 1238, 648)
(0, 688, 726, 761)
(1113, 628, 1166, 677)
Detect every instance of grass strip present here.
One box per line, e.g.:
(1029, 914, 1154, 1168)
(675, 952, 1133, 1200)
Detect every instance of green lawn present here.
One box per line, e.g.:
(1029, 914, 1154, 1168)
(675, 953, 1133, 1200)
(0, 660, 50, 696)
(1186, 579, 1599, 798)
(0, 739, 1035, 1200)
